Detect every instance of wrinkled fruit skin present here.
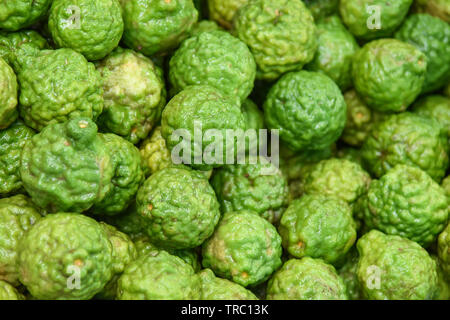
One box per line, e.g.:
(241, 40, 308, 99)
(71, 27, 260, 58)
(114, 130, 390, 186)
(189, 20, 222, 37)
(338, 249, 363, 300)
(18, 213, 113, 300)
(0, 195, 41, 286)
(279, 195, 356, 265)
(202, 211, 282, 287)
(169, 30, 256, 102)
(339, 0, 413, 40)
(136, 166, 220, 249)
(395, 14, 450, 93)
(211, 157, 289, 224)
(413, 0, 450, 24)
(267, 257, 348, 300)
(117, 250, 201, 300)
(96, 47, 165, 144)
(120, 0, 198, 56)
(352, 39, 427, 113)
(0, 0, 52, 31)
(207, 0, 248, 29)
(361, 112, 449, 182)
(438, 223, 450, 279)
(233, 0, 317, 81)
(17, 47, 104, 131)
(304, 0, 339, 21)
(0, 57, 18, 129)
(139, 126, 173, 177)
(357, 230, 438, 300)
(411, 95, 450, 139)
(20, 118, 114, 213)
(48, 0, 124, 61)
(0, 280, 24, 300)
(0, 121, 35, 195)
(264, 71, 346, 152)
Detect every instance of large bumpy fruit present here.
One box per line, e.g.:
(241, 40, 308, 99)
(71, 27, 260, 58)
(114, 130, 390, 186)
(0, 57, 18, 129)
(48, 0, 124, 61)
(438, 223, 450, 279)
(120, 0, 198, 56)
(358, 165, 448, 246)
(16, 46, 103, 131)
(139, 126, 172, 177)
(278, 195, 356, 265)
(117, 250, 201, 300)
(305, 15, 359, 91)
(304, 0, 339, 20)
(20, 118, 114, 213)
(189, 20, 222, 37)
(199, 268, 258, 300)
(0, 280, 24, 300)
(357, 230, 438, 300)
(263, 71, 346, 152)
(413, 0, 449, 23)
(161, 85, 246, 170)
(0, 121, 35, 195)
(411, 95, 450, 139)
(96, 47, 165, 144)
(90, 134, 144, 216)
(18, 213, 113, 300)
(0, 30, 49, 68)
(207, 0, 247, 28)
(233, 0, 317, 81)
(361, 112, 449, 181)
(136, 166, 220, 249)
(211, 157, 289, 224)
(169, 30, 255, 102)
(267, 258, 348, 300)
(0, 195, 41, 285)
(0, 0, 52, 31)
(202, 211, 282, 287)
(339, 0, 413, 40)
(395, 14, 450, 93)
(352, 39, 426, 113)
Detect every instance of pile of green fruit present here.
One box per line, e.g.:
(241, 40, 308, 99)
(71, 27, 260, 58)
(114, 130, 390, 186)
(0, 0, 449, 300)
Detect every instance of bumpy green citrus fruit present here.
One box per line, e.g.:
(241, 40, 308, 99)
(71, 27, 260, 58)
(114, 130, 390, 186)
(413, 0, 450, 23)
(102, 203, 145, 240)
(0, 280, 24, 300)
(117, 250, 201, 300)
(207, 0, 247, 28)
(0, 57, 17, 129)
(395, 14, 450, 94)
(0, 30, 48, 68)
(335, 147, 364, 167)
(432, 255, 450, 299)
(189, 20, 222, 36)
(120, 0, 198, 56)
(0, 0, 52, 31)
(18, 213, 113, 300)
(20, 118, 114, 213)
(233, 0, 317, 80)
(352, 39, 427, 113)
(202, 211, 282, 287)
(304, 0, 339, 20)
(267, 257, 348, 300)
(139, 126, 172, 177)
(264, 71, 346, 152)
(338, 249, 363, 300)
(411, 95, 450, 139)
(357, 230, 438, 300)
(438, 223, 450, 279)
(361, 112, 449, 181)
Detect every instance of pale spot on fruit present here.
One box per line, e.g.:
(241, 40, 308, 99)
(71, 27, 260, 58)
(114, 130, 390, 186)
(74, 259, 83, 267)
(78, 120, 88, 128)
(148, 204, 153, 211)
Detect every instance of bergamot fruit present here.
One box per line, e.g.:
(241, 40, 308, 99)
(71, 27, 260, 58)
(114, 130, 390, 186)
(411, 95, 450, 139)
(0, 56, 18, 129)
(207, 0, 248, 29)
(0, 0, 52, 31)
(0, 30, 49, 68)
(304, 0, 339, 21)
(338, 249, 363, 300)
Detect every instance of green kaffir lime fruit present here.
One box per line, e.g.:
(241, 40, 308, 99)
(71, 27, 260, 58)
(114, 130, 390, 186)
(90, 134, 144, 216)
(359, 165, 448, 246)
(338, 249, 363, 300)
(95, 223, 137, 300)
(241, 99, 266, 152)
(357, 230, 438, 300)
(395, 14, 450, 94)
(120, 0, 198, 56)
(340, 90, 385, 147)
(0, 0, 52, 31)
(352, 39, 427, 113)
(0, 30, 49, 68)
(361, 112, 449, 181)
(140, 126, 172, 177)
(411, 95, 450, 138)
(279, 195, 356, 265)
(432, 255, 450, 300)
(169, 30, 256, 102)
(189, 20, 222, 37)
(16, 46, 103, 131)
(207, 0, 248, 29)
(0, 57, 17, 129)
(0, 121, 35, 195)
(0, 280, 24, 300)
(339, 0, 413, 40)
(96, 47, 166, 144)
(413, 0, 449, 23)
(233, 0, 317, 81)
(136, 166, 220, 249)
(267, 257, 348, 300)
(0, 195, 41, 286)
(117, 250, 201, 300)
(202, 211, 282, 287)
(263, 71, 346, 152)
(211, 157, 289, 224)
(199, 268, 258, 300)
(305, 15, 359, 91)
(18, 213, 113, 300)
(48, 0, 124, 61)
(304, 0, 339, 21)
(161, 85, 246, 170)
(438, 223, 450, 279)
(20, 118, 114, 213)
